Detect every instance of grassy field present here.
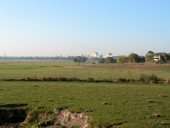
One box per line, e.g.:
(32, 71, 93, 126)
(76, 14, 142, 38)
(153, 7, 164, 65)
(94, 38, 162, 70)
(0, 60, 170, 80)
(1, 81, 170, 127)
(1, 61, 170, 127)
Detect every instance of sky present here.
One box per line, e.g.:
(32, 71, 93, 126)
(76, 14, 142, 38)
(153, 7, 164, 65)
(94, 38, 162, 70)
(0, 0, 170, 56)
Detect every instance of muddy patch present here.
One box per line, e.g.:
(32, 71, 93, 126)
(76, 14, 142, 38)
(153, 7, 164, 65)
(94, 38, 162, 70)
(0, 104, 89, 128)
(46, 109, 89, 128)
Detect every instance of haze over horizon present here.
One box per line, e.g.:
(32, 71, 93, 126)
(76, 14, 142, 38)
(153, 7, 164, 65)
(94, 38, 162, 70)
(0, 0, 170, 57)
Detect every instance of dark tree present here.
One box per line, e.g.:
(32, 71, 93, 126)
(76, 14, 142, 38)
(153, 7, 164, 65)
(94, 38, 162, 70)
(156, 52, 170, 63)
(73, 56, 88, 63)
(98, 58, 105, 63)
(105, 57, 116, 63)
(73, 58, 78, 63)
(117, 56, 127, 63)
(146, 51, 154, 62)
(81, 56, 88, 63)
(128, 53, 141, 63)
(140, 56, 145, 62)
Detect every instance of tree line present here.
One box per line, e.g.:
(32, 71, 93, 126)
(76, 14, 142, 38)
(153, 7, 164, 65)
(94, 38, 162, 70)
(99, 53, 145, 64)
(73, 56, 88, 63)
(102, 51, 170, 64)
(73, 51, 170, 64)
(0, 56, 74, 60)
(145, 51, 170, 63)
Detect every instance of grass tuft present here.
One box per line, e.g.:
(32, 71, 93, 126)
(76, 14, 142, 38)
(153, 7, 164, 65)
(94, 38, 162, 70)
(147, 99, 155, 103)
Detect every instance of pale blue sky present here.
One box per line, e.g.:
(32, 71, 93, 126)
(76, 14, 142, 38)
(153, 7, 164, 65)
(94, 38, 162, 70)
(0, 0, 170, 56)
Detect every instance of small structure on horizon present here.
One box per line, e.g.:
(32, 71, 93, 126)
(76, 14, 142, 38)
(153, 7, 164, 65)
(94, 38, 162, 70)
(106, 53, 112, 57)
(92, 52, 99, 58)
(153, 55, 163, 62)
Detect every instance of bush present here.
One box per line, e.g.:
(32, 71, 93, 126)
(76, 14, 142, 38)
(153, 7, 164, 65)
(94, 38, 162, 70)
(102, 79, 112, 82)
(165, 78, 170, 84)
(86, 77, 94, 82)
(69, 77, 81, 82)
(57, 77, 68, 81)
(139, 74, 159, 84)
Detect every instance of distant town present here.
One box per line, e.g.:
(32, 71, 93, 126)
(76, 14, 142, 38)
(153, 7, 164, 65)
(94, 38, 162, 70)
(0, 51, 170, 64)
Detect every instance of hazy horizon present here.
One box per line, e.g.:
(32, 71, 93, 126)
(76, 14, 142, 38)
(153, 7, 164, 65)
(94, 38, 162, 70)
(0, 0, 170, 57)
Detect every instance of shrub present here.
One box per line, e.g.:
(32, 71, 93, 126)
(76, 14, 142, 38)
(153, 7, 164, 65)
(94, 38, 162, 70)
(139, 74, 159, 84)
(69, 77, 80, 82)
(102, 79, 112, 82)
(86, 77, 94, 82)
(58, 77, 68, 81)
(113, 78, 127, 83)
(165, 78, 170, 84)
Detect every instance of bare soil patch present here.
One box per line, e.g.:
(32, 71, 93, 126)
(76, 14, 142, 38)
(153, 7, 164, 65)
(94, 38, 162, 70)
(47, 109, 89, 128)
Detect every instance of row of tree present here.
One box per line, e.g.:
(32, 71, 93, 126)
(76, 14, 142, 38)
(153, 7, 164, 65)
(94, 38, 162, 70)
(113, 51, 170, 64)
(98, 57, 116, 63)
(0, 56, 74, 60)
(116, 53, 145, 63)
(73, 56, 88, 63)
(99, 51, 170, 64)
(73, 51, 170, 64)
(98, 53, 145, 64)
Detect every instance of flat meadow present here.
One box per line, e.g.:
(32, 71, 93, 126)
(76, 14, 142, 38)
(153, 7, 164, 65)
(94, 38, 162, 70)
(1, 60, 170, 127)
(0, 60, 170, 80)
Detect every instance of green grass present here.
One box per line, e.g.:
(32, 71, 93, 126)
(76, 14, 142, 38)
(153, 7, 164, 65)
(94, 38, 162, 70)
(0, 61, 170, 80)
(1, 81, 170, 127)
(1, 61, 170, 127)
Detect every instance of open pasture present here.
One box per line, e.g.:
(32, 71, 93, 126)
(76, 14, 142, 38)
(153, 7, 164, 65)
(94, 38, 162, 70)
(0, 82, 170, 127)
(1, 61, 170, 127)
(0, 61, 170, 80)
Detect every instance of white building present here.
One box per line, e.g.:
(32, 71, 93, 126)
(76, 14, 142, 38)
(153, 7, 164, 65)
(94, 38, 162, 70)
(106, 53, 112, 57)
(92, 52, 99, 57)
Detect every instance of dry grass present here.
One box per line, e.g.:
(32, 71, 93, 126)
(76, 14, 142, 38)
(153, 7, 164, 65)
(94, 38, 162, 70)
(158, 94, 167, 97)
(0, 61, 170, 80)
(147, 99, 155, 103)
(152, 113, 161, 117)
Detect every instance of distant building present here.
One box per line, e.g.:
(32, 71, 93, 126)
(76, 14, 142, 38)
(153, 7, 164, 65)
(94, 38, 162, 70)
(106, 53, 112, 57)
(153, 55, 163, 62)
(92, 52, 99, 57)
